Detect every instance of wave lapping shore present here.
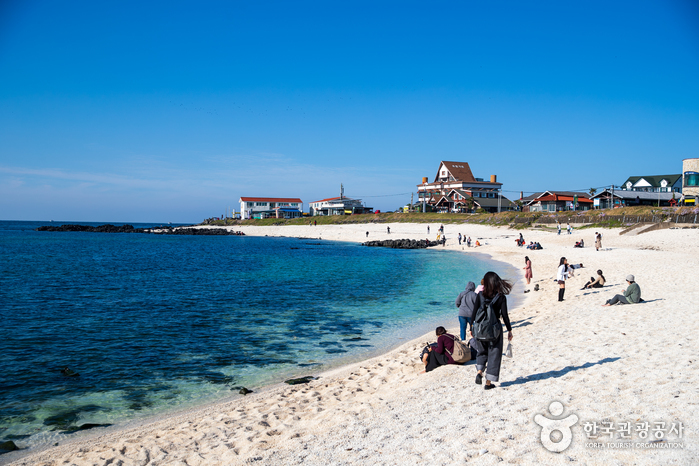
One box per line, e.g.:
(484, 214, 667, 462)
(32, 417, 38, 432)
(6, 222, 698, 466)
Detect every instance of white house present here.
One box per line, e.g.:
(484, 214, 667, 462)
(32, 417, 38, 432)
(239, 197, 303, 220)
(309, 196, 372, 216)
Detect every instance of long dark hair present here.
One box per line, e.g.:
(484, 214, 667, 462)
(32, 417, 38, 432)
(525, 256, 530, 263)
(559, 257, 568, 272)
(482, 271, 513, 299)
(597, 269, 605, 281)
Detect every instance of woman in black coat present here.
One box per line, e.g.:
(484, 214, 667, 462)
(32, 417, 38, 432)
(471, 271, 513, 389)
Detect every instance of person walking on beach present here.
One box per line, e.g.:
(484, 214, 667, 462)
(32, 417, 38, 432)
(523, 256, 533, 285)
(456, 281, 477, 340)
(387, 226, 390, 234)
(442, 235, 446, 247)
(603, 275, 641, 306)
(427, 225, 430, 234)
(471, 272, 513, 389)
(557, 257, 570, 302)
(467, 237, 472, 247)
(557, 222, 561, 235)
(458, 233, 462, 245)
(567, 223, 572, 235)
(595, 232, 602, 251)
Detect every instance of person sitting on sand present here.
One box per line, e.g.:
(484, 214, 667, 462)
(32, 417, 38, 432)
(422, 326, 457, 372)
(574, 239, 584, 248)
(475, 240, 481, 247)
(582, 270, 606, 289)
(603, 275, 642, 306)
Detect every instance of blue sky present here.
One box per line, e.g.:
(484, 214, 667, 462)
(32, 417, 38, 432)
(1, 0, 698, 222)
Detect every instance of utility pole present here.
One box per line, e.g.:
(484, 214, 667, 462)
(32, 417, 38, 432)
(610, 184, 614, 210)
(410, 192, 414, 212)
(341, 183, 344, 199)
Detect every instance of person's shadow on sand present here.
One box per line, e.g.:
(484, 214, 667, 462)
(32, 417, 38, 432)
(500, 357, 621, 387)
(510, 317, 533, 329)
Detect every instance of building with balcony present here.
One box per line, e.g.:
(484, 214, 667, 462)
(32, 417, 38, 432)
(239, 197, 303, 220)
(417, 161, 514, 213)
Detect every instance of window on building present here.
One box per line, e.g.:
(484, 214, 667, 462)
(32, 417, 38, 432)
(247, 202, 253, 208)
(255, 202, 267, 206)
(291, 203, 298, 206)
(685, 172, 699, 187)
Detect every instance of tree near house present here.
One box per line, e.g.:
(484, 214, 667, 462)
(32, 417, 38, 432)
(589, 187, 597, 197)
(464, 196, 476, 213)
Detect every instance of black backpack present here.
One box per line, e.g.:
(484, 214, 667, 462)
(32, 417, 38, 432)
(473, 293, 502, 342)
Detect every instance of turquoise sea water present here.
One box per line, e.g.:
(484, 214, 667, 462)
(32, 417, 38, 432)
(0, 220, 514, 450)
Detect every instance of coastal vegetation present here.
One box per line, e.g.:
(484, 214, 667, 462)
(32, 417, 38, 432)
(203, 205, 699, 230)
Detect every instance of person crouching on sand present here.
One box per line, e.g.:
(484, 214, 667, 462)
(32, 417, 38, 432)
(603, 275, 641, 306)
(471, 272, 513, 390)
(422, 326, 457, 373)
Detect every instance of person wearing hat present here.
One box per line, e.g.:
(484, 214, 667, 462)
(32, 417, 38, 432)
(602, 275, 641, 306)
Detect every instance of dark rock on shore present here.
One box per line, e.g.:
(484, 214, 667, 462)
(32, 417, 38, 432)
(362, 239, 439, 249)
(37, 224, 139, 233)
(0, 441, 19, 453)
(78, 423, 112, 431)
(238, 387, 253, 395)
(36, 225, 245, 236)
(284, 376, 317, 385)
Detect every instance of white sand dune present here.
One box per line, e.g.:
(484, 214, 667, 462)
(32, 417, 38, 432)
(7, 222, 698, 465)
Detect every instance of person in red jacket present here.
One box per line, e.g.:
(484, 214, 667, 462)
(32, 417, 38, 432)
(423, 326, 457, 372)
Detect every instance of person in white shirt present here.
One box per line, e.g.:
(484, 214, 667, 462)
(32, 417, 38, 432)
(557, 257, 571, 302)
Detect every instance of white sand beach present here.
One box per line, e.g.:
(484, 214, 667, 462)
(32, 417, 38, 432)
(7, 222, 699, 465)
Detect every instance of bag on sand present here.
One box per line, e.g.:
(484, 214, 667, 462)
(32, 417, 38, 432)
(505, 343, 513, 358)
(445, 334, 471, 364)
(473, 293, 502, 342)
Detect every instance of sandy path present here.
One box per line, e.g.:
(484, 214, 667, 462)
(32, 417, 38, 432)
(6, 222, 698, 465)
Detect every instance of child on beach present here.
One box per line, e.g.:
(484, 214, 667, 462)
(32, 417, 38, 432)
(595, 232, 602, 251)
(471, 272, 513, 389)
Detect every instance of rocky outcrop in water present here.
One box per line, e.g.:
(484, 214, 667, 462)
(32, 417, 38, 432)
(35, 225, 245, 235)
(362, 239, 439, 249)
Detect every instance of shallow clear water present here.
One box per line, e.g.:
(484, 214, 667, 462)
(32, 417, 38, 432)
(0, 220, 513, 449)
